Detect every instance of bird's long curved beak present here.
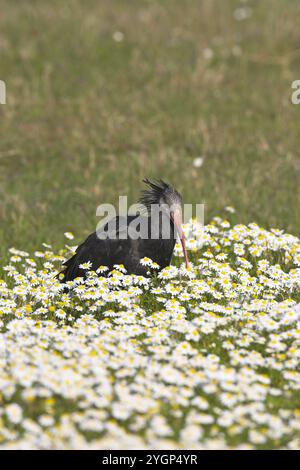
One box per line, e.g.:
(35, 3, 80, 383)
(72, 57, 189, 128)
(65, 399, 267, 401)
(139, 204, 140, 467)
(172, 210, 189, 269)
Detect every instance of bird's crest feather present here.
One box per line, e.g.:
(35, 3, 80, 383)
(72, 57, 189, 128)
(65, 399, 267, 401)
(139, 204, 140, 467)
(139, 179, 171, 211)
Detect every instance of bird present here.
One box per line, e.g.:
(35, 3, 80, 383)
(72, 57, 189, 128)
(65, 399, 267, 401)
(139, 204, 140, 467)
(59, 179, 189, 282)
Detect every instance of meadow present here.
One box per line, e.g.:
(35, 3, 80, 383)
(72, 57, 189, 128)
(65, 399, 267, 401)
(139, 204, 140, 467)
(1, 219, 300, 449)
(0, 0, 300, 449)
(1, 0, 300, 255)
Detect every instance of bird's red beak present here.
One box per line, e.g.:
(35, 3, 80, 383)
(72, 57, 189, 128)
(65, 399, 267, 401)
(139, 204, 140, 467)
(172, 209, 189, 269)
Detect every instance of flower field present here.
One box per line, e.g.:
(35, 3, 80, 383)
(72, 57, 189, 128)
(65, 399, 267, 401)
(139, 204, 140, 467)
(1, 214, 300, 449)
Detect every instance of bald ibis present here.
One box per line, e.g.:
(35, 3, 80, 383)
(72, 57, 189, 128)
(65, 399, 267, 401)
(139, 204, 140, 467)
(60, 179, 189, 281)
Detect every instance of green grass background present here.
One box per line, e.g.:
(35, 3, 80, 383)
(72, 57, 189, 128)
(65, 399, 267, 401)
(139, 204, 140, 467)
(0, 0, 300, 261)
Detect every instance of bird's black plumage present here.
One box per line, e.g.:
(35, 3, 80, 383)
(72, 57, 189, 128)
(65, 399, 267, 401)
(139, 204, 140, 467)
(59, 179, 187, 282)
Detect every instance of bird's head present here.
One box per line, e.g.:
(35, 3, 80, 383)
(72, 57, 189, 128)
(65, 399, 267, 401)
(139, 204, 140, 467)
(139, 179, 189, 268)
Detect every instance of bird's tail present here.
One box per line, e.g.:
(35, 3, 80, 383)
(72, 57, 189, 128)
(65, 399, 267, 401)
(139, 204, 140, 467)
(57, 253, 79, 283)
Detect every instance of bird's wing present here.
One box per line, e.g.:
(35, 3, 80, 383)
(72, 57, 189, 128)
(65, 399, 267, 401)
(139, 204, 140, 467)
(96, 215, 131, 240)
(60, 217, 138, 282)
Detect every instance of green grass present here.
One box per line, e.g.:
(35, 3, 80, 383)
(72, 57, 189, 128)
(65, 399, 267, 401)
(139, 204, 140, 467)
(0, 0, 300, 263)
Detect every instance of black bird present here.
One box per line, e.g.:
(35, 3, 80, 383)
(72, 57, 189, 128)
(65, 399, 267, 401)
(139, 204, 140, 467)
(59, 179, 189, 281)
